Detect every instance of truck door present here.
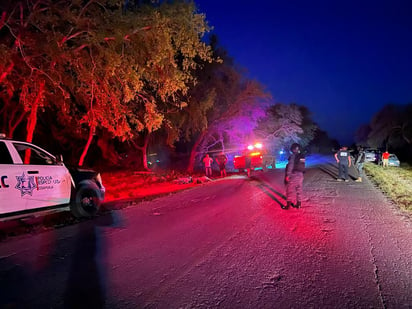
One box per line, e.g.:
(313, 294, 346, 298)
(11, 142, 72, 210)
(0, 141, 28, 215)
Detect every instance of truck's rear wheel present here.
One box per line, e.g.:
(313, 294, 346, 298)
(70, 183, 101, 218)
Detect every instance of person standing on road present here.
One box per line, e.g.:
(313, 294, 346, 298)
(215, 152, 228, 177)
(203, 154, 213, 177)
(245, 154, 252, 177)
(355, 146, 366, 182)
(334, 146, 351, 182)
(283, 143, 305, 209)
(382, 150, 390, 167)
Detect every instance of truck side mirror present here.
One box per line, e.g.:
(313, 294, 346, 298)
(56, 154, 64, 164)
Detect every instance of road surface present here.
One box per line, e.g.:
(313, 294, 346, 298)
(1, 155, 412, 308)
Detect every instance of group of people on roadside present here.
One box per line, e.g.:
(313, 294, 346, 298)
(335, 146, 391, 182)
(335, 145, 365, 182)
(202, 152, 228, 178)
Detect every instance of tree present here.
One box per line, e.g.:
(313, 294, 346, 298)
(254, 103, 306, 153)
(187, 77, 271, 172)
(174, 36, 271, 172)
(0, 1, 69, 141)
(308, 128, 339, 154)
(118, 0, 216, 169)
(354, 124, 371, 146)
(0, 0, 214, 168)
(367, 103, 412, 149)
(296, 105, 318, 148)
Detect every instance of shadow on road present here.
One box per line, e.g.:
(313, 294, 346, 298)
(0, 211, 124, 308)
(258, 184, 286, 209)
(0, 253, 33, 307)
(318, 162, 338, 179)
(248, 175, 287, 209)
(64, 223, 105, 308)
(64, 211, 124, 308)
(318, 163, 359, 181)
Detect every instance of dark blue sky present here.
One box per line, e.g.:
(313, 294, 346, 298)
(195, 0, 412, 144)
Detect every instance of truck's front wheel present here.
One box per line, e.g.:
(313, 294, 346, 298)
(70, 183, 101, 218)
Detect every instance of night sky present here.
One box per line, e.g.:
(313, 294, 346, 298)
(195, 0, 412, 145)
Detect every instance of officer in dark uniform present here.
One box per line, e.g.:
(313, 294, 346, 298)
(283, 143, 305, 209)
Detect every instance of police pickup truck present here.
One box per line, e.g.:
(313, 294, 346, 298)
(0, 134, 105, 220)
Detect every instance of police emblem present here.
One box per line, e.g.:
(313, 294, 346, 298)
(15, 172, 36, 196)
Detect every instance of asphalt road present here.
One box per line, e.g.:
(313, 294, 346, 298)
(1, 156, 412, 308)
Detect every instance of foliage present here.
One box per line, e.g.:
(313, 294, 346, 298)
(0, 0, 214, 167)
(0, 1, 65, 139)
(165, 35, 271, 171)
(308, 128, 339, 154)
(354, 123, 371, 146)
(363, 103, 412, 164)
(204, 47, 271, 152)
(367, 103, 412, 149)
(255, 103, 306, 153)
(296, 105, 318, 147)
(202, 78, 271, 151)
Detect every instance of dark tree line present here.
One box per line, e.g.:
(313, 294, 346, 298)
(355, 103, 412, 163)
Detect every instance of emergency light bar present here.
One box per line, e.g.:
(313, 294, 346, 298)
(247, 142, 263, 151)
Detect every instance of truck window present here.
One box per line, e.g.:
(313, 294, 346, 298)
(12, 143, 56, 165)
(0, 142, 13, 164)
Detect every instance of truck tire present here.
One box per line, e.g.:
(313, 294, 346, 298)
(70, 182, 101, 218)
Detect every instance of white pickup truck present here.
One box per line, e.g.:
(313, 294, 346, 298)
(0, 134, 105, 220)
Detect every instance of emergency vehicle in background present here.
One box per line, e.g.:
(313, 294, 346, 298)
(233, 142, 275, 175)
(0, 134, 105, 220)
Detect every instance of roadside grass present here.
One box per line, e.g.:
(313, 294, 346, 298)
(364, 163, 412, 212)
